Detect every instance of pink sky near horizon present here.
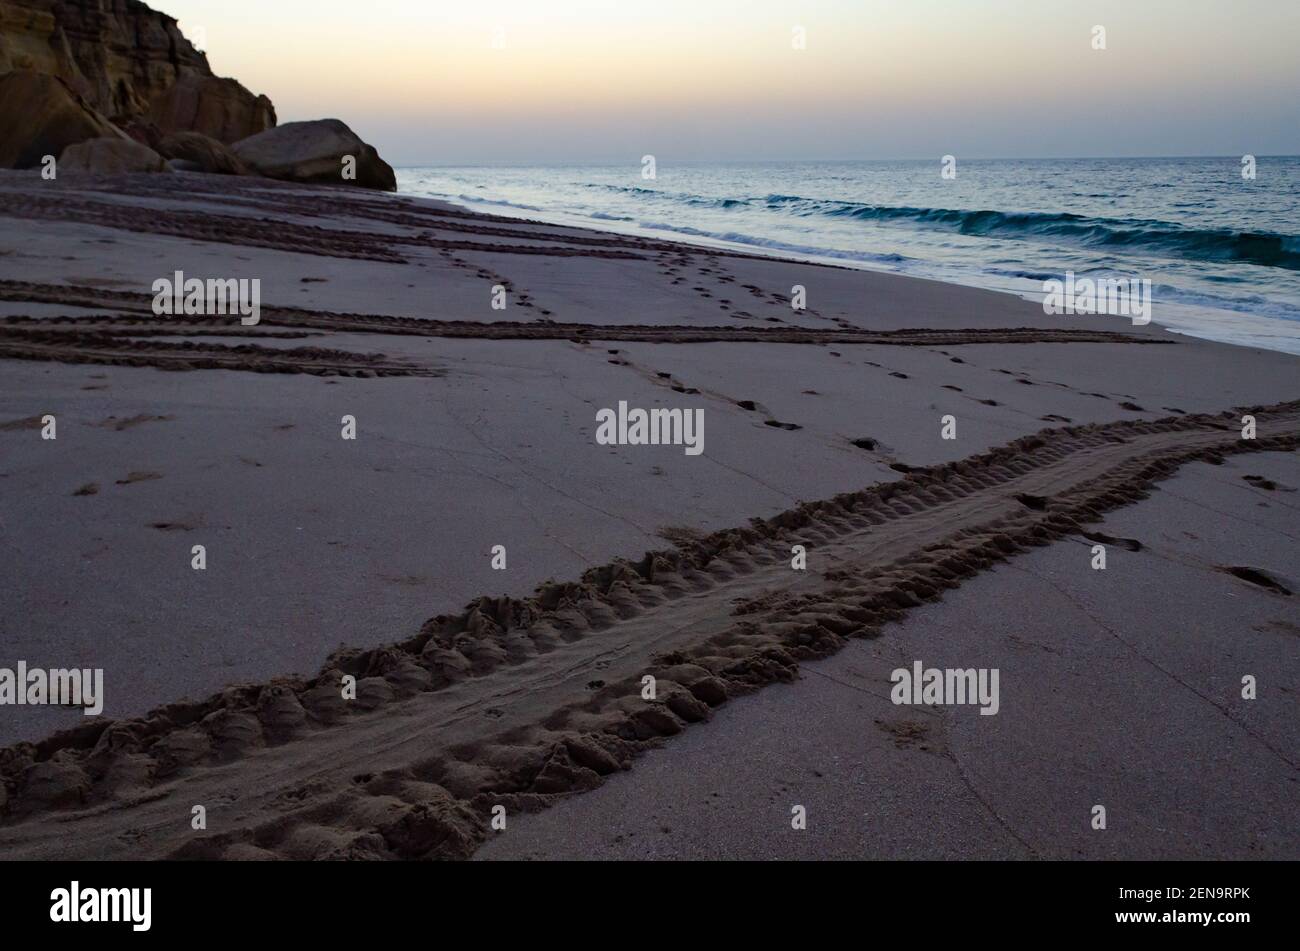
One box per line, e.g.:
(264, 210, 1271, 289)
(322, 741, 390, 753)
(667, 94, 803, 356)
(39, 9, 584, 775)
(155, 0, 1300, 164)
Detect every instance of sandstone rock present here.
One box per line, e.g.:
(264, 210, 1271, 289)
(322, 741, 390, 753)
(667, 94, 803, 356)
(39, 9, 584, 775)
(121, 118, 167, 152)
(59, 137, 169, 175)
(1, 2, 392, 186)
(159, 131, 249, 175)
(0, 0, 204, 118)
(0, 0, 275, 157)
(148, 74, 275, 144)
(233, 119, 396, 192)
(0, 1, 64, 78)
(0, 70, 123, 168)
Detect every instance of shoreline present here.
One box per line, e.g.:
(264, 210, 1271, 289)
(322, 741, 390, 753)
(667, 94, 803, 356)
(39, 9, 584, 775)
(0, 171, 1296, 859)
(395, 170, 1300, 358)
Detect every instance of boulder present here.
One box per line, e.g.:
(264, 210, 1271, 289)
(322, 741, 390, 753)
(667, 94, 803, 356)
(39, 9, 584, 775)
(158, 131, 249, 175)
(59, 137, 169, 175)
(0, 70, 124, 169)
(233, 119, 396, 191)
(0, 2, 390, 182)
(147, 74, 276, 145)
(121, 118, 168, 153)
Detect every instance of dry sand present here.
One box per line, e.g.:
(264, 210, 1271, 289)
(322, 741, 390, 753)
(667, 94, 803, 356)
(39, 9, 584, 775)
(477, 451, 1300, 860)
(0, 169, 1295, 859)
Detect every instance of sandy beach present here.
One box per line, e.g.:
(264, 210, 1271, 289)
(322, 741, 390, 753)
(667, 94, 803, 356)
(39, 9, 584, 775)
(0, 169, 1296, 860)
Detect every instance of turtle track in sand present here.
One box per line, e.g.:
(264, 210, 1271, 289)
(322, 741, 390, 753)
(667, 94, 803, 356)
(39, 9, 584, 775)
(1, 401, 1294, 860)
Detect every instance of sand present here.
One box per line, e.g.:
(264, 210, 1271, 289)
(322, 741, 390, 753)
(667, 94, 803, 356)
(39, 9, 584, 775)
(477, 451, 1300, 860)
(0, 169, 1295, 859)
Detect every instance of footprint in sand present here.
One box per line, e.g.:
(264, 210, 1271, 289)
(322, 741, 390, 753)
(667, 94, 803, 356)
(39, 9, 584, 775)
(1218, 566, 1292, 596)
(1079, 530, 1142, 552)
(97, 414, 174, 431)
(1244, 474, 1294, 492)
(874, 718, 945, 754)
(0, 415, 45, 432)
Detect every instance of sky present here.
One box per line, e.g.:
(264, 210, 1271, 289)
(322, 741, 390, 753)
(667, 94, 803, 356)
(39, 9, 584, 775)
(154, 0, 1300, 165)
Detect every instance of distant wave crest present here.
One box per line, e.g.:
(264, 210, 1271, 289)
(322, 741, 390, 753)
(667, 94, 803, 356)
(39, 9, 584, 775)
(636, 220, 911, 266)
(577, 185, 1300, 270)
(767, 197, 1300, 271)
(582, 183, 749, 209)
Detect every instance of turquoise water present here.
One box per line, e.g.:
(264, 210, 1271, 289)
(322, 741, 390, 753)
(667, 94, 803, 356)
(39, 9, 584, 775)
(397, 158, 1300, 355)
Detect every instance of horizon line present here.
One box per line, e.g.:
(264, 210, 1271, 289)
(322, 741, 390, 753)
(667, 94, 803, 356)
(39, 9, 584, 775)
(390, 153, 1300, 168)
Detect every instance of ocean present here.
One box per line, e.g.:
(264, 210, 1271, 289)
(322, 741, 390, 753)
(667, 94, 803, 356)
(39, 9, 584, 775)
(396, 157, 1300, 356)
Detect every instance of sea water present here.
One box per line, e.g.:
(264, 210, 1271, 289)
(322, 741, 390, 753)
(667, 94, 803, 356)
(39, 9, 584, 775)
(397, 157, 1300, 355)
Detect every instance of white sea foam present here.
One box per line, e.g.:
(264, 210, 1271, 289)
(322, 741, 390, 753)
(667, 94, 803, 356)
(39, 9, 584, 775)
(397, 159, 1300, 355)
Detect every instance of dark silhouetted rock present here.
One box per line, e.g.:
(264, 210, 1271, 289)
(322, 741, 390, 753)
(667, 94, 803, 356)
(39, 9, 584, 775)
(233, 119, 396, 191)
(1, 2, 392, 186)
(59, 137, 169, 174)
(0, 0, 275, 156)
(121, 118, 168, 153)
(148, 74, 275, 144)
(0, 70, 124, 169)
(159, 131, 248, 175)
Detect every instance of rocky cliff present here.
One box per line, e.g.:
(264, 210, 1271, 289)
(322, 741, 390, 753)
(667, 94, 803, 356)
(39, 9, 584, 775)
(0, 0, 275, 143)
(1, 0, 394, 189)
